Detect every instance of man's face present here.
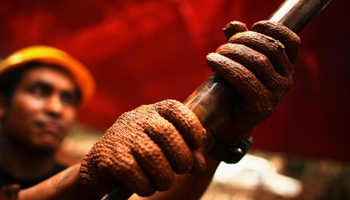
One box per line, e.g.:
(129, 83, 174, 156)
(0, 66, 79, 151)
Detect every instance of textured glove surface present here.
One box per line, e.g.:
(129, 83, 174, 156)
(207, 20, 300, 145)
(79, 100, 206, 197)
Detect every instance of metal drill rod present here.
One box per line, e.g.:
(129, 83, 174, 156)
(104, 0, 332, 199)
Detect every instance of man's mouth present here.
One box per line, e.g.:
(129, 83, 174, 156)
(35, 121, 63, 135)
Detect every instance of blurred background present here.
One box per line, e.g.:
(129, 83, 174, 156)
(1, 0, 349, 199)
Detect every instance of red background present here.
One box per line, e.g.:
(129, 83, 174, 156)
(0, 0, 349, 160)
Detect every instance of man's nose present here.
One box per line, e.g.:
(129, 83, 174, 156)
(44, 94, 63, 118)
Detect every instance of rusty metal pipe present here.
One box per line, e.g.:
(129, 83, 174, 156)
(269, 0, 332, 34)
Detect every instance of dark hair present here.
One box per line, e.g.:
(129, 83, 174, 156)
(0, 62, 82, 105)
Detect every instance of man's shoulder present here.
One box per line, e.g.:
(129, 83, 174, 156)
(0, 164, 16, 189)
(0, 162, 67, 189)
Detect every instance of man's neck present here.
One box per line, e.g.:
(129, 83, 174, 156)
(0, 139, 57, 180)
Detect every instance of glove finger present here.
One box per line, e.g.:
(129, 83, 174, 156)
(94, 141, 156, 197)
(252, 20, 300, 65)
(206, 53, 272, 111)
(189, 149, 206, 174)
(223, 21, 248, 41)
(228, 31, 293, 77)
(144, 112, 194, 174)
(132, 133, 176, 192)
(154, 100, 206, 150)
(215, 43, 285, 90)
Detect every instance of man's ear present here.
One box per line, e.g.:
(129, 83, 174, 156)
(0, 94, 7, 119)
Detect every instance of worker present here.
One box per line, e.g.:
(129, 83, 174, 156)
(0, 20, 300, 200)
(0, 45, 95, 188)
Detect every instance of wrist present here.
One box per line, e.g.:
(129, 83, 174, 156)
(204, 130, 252, 164)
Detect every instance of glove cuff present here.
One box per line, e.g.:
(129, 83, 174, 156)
(204, 131, 252, 164)
(0, 184, 20, 200)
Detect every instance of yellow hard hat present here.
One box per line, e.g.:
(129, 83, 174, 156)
(0, 45, 96, 106)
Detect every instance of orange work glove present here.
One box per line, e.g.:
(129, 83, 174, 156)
(79, 100, 206, 197)
(207, 20, 300, 145)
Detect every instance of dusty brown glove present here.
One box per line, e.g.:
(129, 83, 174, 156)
(207, 20, 300, 145)
(79, 100, 206, 197)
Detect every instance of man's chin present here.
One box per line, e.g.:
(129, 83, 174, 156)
(31, 138, 63, 155)
(31, 144, 58, 156)
(33, 134, 64, 152)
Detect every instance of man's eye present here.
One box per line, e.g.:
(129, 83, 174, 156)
(31, 86, 47, 96)
(61, 93, 77, 105)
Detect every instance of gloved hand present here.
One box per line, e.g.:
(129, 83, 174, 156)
(207, 20, 300, 145)
(79, 100, 206, 197)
